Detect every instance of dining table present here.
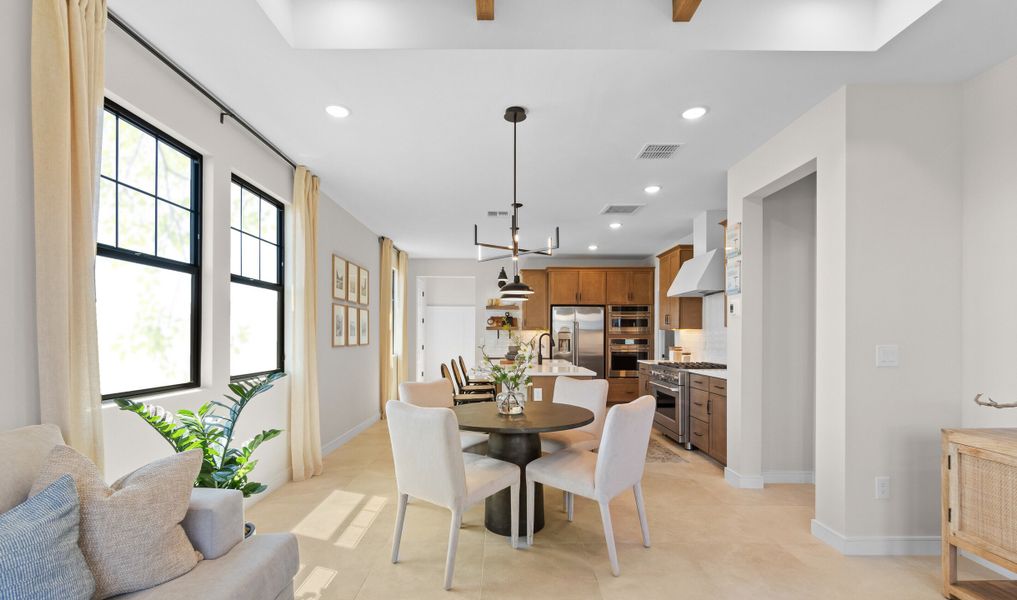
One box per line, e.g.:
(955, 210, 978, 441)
(452, 401, 594, 537)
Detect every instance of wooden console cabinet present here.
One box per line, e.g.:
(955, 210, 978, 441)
(942, 428, 1017, 599)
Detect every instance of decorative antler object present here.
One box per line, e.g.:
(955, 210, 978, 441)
(973, 393, 1017, 409)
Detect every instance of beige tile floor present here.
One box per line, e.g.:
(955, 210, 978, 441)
(249, 422, 998, 599)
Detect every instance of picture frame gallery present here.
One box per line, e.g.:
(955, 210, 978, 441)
(331, 254, 369, 347)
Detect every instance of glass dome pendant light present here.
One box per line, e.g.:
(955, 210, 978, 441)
(472, 106, 560, 302)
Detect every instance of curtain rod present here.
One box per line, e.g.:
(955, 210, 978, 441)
(107, 9, 298, 170)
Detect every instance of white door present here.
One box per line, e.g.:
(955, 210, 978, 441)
(423, 306, 476, 382)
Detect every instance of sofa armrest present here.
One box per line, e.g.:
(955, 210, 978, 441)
(181, 488, 245, 560)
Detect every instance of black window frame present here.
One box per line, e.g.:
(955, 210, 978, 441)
(229, 176, 285, 381)
(98, 98, 203, 401)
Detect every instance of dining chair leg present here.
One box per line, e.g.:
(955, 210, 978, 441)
(391, 493, 408, 564)
(633, 482, 650, 548)
(598, 500, 620, 577)
(566, 492, 574, 522)
(526, 476, 535, 546)
(444, 509, 463, 590)
(510, 481, 520, 549)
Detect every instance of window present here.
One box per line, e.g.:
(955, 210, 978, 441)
(230, 177, 284, 378)
(96, 100, 202, 399)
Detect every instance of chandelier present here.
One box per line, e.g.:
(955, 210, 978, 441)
(474, 106, 560, 302)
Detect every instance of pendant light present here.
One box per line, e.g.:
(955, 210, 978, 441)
(473, 106, 560, 301)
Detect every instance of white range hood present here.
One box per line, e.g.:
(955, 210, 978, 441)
(667, 249, 725, 298)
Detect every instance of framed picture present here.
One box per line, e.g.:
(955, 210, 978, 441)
(726, 258, 742, 296)
(358, 267, 369, 305)
(347, 304, 358, 346)
(347, 262, 359, 303)
(358, 308, 370, 345)
(331, 304, 346, 347)
(726, 222, 742, 259)
(332, 255, 347, 300)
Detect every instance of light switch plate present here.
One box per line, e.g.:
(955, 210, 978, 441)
(875, 476, 891, 499)
(876, 345, 899, 368)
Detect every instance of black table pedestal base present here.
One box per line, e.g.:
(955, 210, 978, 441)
(485, 431, 543, 536)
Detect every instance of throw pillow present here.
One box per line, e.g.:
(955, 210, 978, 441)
(31, 447, 203, 599)
(0, 423, 65, 513)
(0, 475, 95, 600)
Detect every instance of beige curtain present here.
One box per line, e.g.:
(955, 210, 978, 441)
(31, 0, 107, 470)
(397, 249, 409, 386)
(378, 238, 395, 416)
(289, 167, 322, 481)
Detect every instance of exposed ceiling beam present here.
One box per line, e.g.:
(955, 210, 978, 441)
(477, 0, 494, 21)
(673, 0, 701, 22)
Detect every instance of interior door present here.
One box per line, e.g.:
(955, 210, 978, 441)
(423, 306, 476, 382)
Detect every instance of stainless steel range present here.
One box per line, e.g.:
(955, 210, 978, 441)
(649, 361, 727, 448)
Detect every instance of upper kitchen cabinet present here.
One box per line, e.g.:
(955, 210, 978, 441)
(548, 268, 605, 305)
(548, 269, 580, 305)
(519, 269, 548, 330)
(657, 245, 702, 330)
(606, 268, 655, 305)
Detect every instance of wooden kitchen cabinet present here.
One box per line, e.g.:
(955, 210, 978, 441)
(606, 269, 655, 305)
(689, 375, 727, 465)
(519, 269, 548, 330)
(548, 270, 580, 305)
(578, 270, 606, 304)
(607, 377, 639, 404)
(657, 245, 702, 329)
(547, 269, 605, 305)
(637, 362, 653, 397)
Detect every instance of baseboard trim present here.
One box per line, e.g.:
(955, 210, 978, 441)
(810, 519, 940, 556)
(724, 467, 765, 489)
(243, 464, 292, 509)
(322, 413, 380, 457)
(763, 470, 815, 484)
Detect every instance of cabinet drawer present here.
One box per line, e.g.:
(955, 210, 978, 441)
(690, 387, 710, 422)
(691, 417, 710, 451)
(689, 374, 710, 391)
(607, 377, 639, 404)
(709, 378, 727, 396)
(638, 363, 652, 375)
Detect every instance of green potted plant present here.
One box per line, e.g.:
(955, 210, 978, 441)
(113, 372, 285, 537)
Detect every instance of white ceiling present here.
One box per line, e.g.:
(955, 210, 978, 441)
(107, 0, 1017, 259)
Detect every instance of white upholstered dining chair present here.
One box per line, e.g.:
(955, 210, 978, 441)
(540, 377, 609, 453)
(385, 400, 520, 590)
(399, 380, 488, 451)
(525, 395, 656, 576)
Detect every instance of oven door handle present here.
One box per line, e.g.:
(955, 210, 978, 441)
(650, 381, 683, 395)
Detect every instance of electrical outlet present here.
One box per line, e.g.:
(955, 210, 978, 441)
(533, 388, 543, 402)
(875, 476, 891, 499)
(876, 345, 899, 368)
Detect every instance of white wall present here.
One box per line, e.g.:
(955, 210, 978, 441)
(4, 18, 380, 499)
(0, 0, 40, 431)
(961, 55, 1017, 428)
(761, 174, 816, 480)
(728, 84, 963, 551)
(317, 197, 381, 454)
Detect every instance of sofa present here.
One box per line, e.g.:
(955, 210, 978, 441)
(1, 424, 299, 600)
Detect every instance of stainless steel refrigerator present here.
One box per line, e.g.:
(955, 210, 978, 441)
(551, 306, 605, 379)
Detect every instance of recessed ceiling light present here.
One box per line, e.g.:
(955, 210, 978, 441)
(644, 185, 662, 195)
(325, 105, 351, 118)
(609, 223, 622, 230)
(682, 106, 708, 120)
(588, 244, 598, 251)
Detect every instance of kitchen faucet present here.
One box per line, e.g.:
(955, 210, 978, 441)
(537, 332, 553, 365)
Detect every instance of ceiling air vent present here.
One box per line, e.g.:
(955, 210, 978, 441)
(601, 204, 645, 215)
(487, 210, 509, 218)
(636, 144, 681, 160)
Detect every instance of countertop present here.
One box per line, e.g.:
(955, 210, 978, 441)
(524, 360, 597, 378)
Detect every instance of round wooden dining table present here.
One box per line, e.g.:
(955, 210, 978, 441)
(452, 401, 594, 537)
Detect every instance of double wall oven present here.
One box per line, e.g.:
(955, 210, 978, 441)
(606, 306, 651, 378)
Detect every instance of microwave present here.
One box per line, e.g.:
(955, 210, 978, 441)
(607, 305, 652, 335)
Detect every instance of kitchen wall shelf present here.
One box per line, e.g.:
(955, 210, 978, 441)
(486, 305, 520, 311)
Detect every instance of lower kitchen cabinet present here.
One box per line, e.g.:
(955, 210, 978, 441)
(607, 377, 639, 404)
(637, 363, 653, 398)
(689, 375, 727, 465)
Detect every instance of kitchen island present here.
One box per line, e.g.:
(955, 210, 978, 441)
(523, 359, 596, 402)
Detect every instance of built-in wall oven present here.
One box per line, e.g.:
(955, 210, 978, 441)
(607, 305, 652, 335)
(607, 338, 650, 378)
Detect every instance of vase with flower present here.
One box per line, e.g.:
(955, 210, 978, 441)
(480, 337, 534, 415)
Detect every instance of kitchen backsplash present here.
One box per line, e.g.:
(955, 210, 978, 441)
(661, 294, 727, 363)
